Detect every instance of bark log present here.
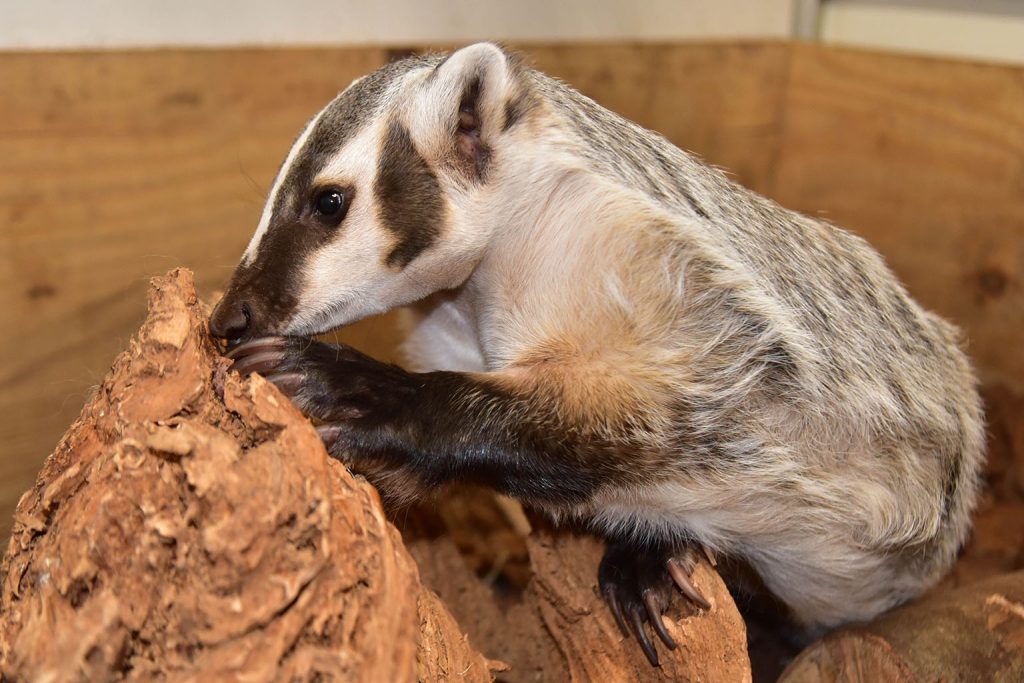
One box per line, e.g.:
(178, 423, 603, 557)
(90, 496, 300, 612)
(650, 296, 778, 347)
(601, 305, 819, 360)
(778, 384, 1024, 683)
(411, 531, 751, 682)
(0, 268, 751, 682)
(779, 571, 1024, 683)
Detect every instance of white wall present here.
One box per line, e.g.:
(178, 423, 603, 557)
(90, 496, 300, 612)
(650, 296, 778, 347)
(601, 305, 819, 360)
(0, 0, 800, 49)
(3, 0, 1023, 66)
(820, 0, 1024, 65)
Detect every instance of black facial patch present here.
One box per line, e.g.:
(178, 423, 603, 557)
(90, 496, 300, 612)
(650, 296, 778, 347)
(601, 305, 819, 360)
(222, 187, 353, 336)
(223, 55, 445, 333)
(374, 119, 446, 268)
(273, 56, 440, 218)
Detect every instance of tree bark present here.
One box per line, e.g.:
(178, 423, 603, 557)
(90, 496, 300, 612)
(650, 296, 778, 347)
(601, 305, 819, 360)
(779, 571, 1024, 683)
(0, 269, 751, 682)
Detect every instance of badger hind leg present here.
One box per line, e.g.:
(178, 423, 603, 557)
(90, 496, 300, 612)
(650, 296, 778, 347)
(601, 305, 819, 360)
(598, 538, 711, 666)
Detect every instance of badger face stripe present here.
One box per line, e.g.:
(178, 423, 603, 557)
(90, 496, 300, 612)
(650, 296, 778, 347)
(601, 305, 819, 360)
(244, 58, 433, 268)
(228, 57, 451, 334)
(375, 119, 446, 268)
(227, 185, 357, 333)
(243, 108, 326, 267)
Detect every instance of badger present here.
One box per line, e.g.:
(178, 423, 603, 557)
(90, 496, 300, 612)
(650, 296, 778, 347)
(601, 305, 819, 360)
(209, 43, 985, 665)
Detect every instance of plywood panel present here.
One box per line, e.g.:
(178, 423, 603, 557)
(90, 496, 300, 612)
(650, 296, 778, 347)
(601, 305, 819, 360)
(522, 42, 790, 193)
(3, 42, 1023, 544)
(0, 43, 789, 540)
(771, 44, 1024, 390)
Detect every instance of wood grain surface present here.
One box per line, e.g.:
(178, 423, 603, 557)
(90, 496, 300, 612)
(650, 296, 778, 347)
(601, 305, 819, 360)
(770, 44, 1024, 393)
(1, 42, 1021, 541)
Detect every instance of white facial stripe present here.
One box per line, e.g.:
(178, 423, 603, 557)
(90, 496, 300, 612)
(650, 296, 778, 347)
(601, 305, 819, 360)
(241, 97, 339, 266)
(243, 76, 381, 266)
(314, 118, 381, 186)
(285, 122, 385, 334)
(242, 110, 324, 265)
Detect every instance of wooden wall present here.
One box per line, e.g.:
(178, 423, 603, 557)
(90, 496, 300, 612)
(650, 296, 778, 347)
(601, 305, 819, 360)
(1, 42, 1022, 540)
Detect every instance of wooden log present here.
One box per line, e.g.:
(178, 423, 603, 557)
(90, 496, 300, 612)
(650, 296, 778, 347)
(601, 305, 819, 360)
(0, 268, 751, 681)
(412, 531, 751, 682)
(0, 269, 497, 682)
(779, 570, 1024, 683)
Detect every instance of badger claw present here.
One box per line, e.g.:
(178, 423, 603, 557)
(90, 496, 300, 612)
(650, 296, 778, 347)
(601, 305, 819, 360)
(667, 556, 711, 610)
(603, 584, 631, 638)
(599, 540, 681, 667)
(598, 541, 714, 666)
(231, 349, 288, 377)
(644, 590, 677, 650)
(225, 336, 288, 359)
(629, 606, 661, 666)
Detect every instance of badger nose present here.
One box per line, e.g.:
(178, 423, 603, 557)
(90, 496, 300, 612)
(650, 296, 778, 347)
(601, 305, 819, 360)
(209, 299, 252, 341)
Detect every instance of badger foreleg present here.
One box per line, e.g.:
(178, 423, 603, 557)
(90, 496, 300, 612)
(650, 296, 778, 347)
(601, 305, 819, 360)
(228, 336, 709, 665)
(227, 336, 610, 505)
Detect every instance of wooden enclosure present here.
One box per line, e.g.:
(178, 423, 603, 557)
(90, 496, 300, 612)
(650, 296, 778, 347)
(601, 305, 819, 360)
(1, 42, 1022, 540)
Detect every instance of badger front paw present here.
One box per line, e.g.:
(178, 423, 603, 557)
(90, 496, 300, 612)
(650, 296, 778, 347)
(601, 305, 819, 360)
(226, 336, 414, 428)
(227, 337, 435, 503)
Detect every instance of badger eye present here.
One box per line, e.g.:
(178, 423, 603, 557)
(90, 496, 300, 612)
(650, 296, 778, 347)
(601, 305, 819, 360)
(313, 189, 347, 222)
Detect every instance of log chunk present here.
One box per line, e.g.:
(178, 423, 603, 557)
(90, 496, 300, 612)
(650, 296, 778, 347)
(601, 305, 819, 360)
(779, 571, 1024, 683)
(411, 531, 751, 682)
(0, 269, 494, 682)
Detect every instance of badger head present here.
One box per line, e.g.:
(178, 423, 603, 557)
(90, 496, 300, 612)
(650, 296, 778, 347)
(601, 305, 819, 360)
(209, 43, 532, 342)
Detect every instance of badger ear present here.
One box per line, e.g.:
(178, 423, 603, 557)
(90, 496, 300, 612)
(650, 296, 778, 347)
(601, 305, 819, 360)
(432, 42, 524, 178)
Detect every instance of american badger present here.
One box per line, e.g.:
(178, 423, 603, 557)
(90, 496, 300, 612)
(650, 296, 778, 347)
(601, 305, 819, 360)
(209, 43, 984, 665)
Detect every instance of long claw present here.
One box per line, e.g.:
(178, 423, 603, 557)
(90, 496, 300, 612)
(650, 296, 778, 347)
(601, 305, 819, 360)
(225, 337, 287, 359)
(605, 588, 631, 638)
(643, 591, 676, 650)
(264, 371, 304, 396)
(231, 350, 287, 376)
(629, 608, 659, 667)
(667, 558, 711, 610)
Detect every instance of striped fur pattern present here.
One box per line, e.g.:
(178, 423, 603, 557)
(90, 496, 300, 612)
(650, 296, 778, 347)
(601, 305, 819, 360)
(211, 43, 985, 635)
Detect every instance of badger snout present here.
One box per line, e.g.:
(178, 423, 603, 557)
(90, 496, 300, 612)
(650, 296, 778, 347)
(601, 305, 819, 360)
(210, 253, 301, 342)
(209, 295, 255, 342)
